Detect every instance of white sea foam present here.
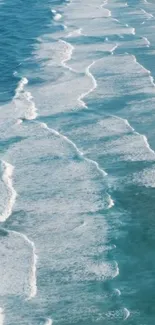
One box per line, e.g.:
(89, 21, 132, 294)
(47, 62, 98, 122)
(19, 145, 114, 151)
(63, 24, 67, 30)
(132, 54, 148, 72)
(149, 75, 155, 87)
(113, 18, 119, 22)
(44, 318, 53, 325)
(114, 261, 119, 277)
(107, 194, 114, 208)
(14, 77, 28, 98)
(143, 36, 150, 47)
(11, 230, 37, 299)
(131, 27, 136, 35)
(124, 308, 130, 320)
(115, 288, 121, 296)
(53, 13, 62, 21)
(100, 1, 111, 16)
(67, 28, 83, 37)
(113, 114, 155, 158)
(144, 0, 151, 3)
(24, 91, 38, 120)
(59, 39, 75, 72)
(16, 118, 23, 125)
(40, 122, 116, 213)
(40, 122, 108, 179)
(0, 161, 17, 222)
(78, 61, 97, 108)
(110, 44, 118, 55)
(0, 309, 4, 325)
(14, 77, 37, 120)
(132, 54, 155, 88)
(141, 8, 153, 18)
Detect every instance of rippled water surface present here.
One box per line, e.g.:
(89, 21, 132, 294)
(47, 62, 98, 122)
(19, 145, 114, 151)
(1, 0, 155, 324)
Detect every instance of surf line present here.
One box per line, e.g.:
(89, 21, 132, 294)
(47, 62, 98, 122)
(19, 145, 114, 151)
(78, 61, 97, 108)
(0, 160, 17, 222)
(40, 122, 114, 209)
(0, 160, 38, 300)
(59, 39, 76, 72)
(14, 76, 38, 121)
(10, 230, 37, 299)
(111, 114, 155, 158)
(78, 44, 119, 108)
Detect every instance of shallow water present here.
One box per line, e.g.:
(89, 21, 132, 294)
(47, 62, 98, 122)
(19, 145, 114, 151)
(0, 0, 155, 324)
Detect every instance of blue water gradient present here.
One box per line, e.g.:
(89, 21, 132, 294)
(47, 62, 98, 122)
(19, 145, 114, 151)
(1, 0, 155, 324)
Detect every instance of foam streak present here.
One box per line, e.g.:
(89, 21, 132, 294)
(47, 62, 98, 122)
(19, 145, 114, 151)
(78, 61, 97, 108)
(11, 230, 37, 299)
(59, 39, 76, 72)
(124, 308, 130, 320)
(0, 161, 17, 222)
(14, 77, 38, 120)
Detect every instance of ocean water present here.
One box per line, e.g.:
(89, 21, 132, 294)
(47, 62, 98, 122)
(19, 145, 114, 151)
(0, 0, 155, 324)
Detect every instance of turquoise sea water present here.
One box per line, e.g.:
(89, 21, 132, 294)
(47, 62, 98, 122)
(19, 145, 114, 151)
(1, 0, 155, 324)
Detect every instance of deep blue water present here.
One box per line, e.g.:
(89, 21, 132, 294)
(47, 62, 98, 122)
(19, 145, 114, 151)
(1, 0, 155, 324)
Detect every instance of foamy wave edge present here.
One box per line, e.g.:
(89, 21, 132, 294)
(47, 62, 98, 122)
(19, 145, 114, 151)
(14, 76, 38, 121)
(40, 122, 114, 209)
(0, 160, 17, 222)
(0, 160, 37, 300)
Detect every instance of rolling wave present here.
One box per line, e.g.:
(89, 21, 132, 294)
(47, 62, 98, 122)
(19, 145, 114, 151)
(78, 61, 97, 108)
